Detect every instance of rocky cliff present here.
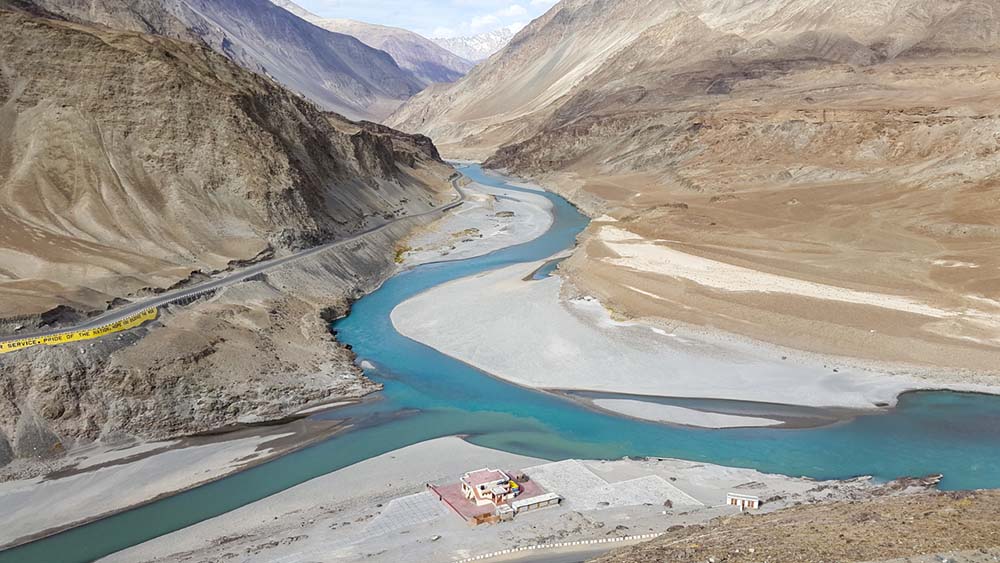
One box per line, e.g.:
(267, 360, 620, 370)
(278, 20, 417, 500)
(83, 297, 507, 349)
(0, 215, 429, 478)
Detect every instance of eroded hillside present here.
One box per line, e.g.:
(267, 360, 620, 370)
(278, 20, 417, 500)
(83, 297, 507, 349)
(0, 5, 453, 475)
(0, 7, 450, 318)
(390, 0, 1000, 376)
(28, 0, 425, 120)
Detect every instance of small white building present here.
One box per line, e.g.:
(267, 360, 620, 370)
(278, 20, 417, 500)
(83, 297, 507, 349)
(461, 468, 517, 506)
(726, 493, 761, 511)
(511, 492, 562, 514)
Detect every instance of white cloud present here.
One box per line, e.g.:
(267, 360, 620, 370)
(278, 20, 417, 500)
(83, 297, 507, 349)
(498, 4, 527, 17)
(469, 13, 501, 31)
(467, 3, 530, 32)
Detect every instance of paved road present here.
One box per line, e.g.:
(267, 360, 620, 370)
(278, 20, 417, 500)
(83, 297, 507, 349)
(0, 177, 465, 344)
(492, 545, 621, 563)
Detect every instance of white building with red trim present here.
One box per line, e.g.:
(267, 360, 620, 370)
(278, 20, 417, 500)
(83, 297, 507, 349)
(461, 468, 519, 506)
(727, 492, 761, 511)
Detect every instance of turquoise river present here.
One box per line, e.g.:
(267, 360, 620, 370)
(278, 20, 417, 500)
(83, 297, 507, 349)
(4, 165, 1000, 563)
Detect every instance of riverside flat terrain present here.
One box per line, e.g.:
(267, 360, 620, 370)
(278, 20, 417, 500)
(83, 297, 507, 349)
(104, 436, 917, 563)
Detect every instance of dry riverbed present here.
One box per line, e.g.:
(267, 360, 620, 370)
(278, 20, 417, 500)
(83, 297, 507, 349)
(398, 179, 553, 266)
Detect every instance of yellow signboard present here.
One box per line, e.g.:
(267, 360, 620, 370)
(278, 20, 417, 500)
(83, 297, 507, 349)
(0, 307, 159, 355)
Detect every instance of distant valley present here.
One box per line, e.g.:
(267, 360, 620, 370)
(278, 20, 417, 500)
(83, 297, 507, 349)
(270, 0, 476, 86)
(2, 1, 1000, 562)
(432, 28, 515, 62)
(391, 0, 1000, 375)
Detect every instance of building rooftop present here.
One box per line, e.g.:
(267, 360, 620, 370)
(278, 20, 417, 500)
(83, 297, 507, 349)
(511, 492, 562, 511)
(462, 468, 510, 487)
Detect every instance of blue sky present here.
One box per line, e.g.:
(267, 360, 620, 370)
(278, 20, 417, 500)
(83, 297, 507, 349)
(296, 0, 558, 38)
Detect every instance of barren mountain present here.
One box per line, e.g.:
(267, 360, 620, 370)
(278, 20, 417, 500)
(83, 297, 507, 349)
(271, 0, 474, 85)
(30, 0, 425, 120)
(0, 5, 450, 318)
(0, 4, 453, 473)
(432, 28, 514, 62)
(391, 0, 1000, 375)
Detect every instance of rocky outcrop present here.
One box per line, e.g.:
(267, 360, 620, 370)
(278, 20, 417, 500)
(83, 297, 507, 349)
(0, 433, 12, 468)
(12, 408, 63, 459)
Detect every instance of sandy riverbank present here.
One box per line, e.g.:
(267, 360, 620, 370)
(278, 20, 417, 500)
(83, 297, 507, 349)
(393, 253, 1000, 428)
(399, 180, 553, 266)
(0, 416, 347, 550)
(590, 400, 784, 429)
(103, 436, 891, 563)
(390, 258, 956, 424)
(102, 437, 545, 562)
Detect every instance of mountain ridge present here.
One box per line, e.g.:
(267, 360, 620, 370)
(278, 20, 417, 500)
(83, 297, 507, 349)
(0, 2, 453, 475)
(270, 0, 474, 85)
(390, 0, 1000, 373)
(29, 0, 425, 121)
(0, 3, 451, 317)
(432, 28, 514, 61)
